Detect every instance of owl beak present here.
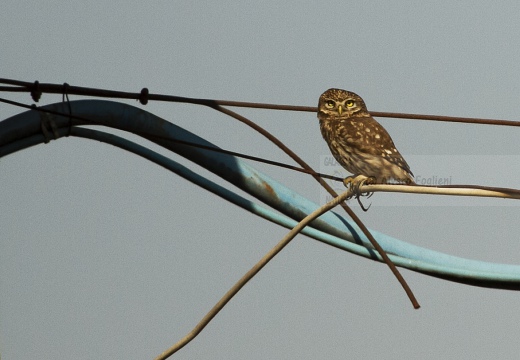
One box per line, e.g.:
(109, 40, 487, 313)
(337, 105, 343, 115)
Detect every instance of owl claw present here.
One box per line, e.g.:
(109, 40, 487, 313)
(357, 196, 371, 212)
(343, 175, 375, 195)
(343, 175, 375, 211)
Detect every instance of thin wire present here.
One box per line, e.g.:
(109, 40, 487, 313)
(0, 95, 417, 308)
(152, 135, 343, 181)
(0, 97, 342, 182)
(155, 188, 356, 360)
(207, 104, 420, 309)
(1, 78, 520, 127)
(62, 83, 72, 136)
(370, 111, 520, 127)
(363, 183, 520, 199)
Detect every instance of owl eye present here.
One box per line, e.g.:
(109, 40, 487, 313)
(325, 100, 335, 108)
(346, 100, 355, 107)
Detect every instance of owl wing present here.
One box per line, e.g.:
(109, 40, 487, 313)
(337, 117, 413, 176)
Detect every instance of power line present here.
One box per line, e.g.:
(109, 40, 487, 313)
(1, 78, 520, 127)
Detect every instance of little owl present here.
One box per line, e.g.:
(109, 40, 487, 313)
(318, 88, 414, 184)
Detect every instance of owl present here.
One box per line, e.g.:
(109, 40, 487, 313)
(318, 88, 414, 184)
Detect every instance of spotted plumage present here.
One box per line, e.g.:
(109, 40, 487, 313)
(318, 88, 414, 184)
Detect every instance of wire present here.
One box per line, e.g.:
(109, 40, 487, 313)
(155, 188, 361, 360)
(4, 106, 520, 291)
(0, 94, 419, 307)
(2, 77, 520, 127)
(0, 96, 342, 182)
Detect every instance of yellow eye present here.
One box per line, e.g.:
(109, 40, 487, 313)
(346, 100, 355, 107)
(325, 100, 335, 108)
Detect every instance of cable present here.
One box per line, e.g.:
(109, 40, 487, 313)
(3, 99, 520, 292)
(0, 96, 342, 182)
(2, 77, 520, 127)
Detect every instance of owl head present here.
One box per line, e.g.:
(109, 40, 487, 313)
(318, 88, 368, 119)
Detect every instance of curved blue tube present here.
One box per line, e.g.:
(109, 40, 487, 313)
(1, 99, 520, 289)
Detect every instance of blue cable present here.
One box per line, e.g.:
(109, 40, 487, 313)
(1, 100, 520, 289)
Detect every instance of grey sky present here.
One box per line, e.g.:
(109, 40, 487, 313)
(2, 1, 520, 359)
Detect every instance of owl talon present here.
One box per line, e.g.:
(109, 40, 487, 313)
(365, 176, 377, 185)
(357, 196, 372, 212)
(341, 175, 374, 211)
(343, 175, 372, 198)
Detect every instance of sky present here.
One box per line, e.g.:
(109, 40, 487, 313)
(2, 1, 520, 359)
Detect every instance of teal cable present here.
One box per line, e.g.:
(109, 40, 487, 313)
(1, 100, 520, 289)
